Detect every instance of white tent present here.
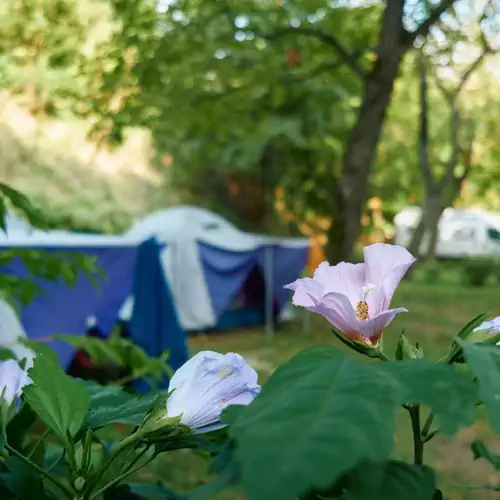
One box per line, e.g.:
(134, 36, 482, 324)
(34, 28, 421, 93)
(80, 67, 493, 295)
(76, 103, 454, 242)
(394, 207, 500, 258)
(125, 205, 309, 333)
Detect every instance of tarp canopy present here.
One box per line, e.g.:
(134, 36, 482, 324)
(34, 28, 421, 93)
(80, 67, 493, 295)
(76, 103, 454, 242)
(126, 205, 310, 331)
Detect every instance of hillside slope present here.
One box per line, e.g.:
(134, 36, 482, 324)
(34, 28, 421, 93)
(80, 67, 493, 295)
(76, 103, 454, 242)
(0, 95, 171, 233)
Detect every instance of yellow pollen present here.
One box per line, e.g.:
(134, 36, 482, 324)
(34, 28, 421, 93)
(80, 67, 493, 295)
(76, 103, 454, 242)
(219, 400, 228, 408)
(355, 301, 369, 321)
(219, 366, 233, 378)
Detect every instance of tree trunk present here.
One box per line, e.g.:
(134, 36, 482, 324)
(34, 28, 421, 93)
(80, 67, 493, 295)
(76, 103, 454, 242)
(408, 190, 443, 259)
(425, 201, 445, 261)
(326, 49, 405, 262)
(408, 217, 426, 257)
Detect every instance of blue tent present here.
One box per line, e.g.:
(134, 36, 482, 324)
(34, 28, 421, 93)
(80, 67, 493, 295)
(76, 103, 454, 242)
(129, 238, 188, 390)
(0, 238, 188, 381)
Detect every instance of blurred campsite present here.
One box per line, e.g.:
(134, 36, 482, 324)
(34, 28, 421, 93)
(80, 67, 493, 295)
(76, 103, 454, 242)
(3, 0, 500, 497)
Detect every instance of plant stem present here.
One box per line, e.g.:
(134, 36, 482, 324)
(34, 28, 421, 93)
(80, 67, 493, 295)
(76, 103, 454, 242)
(375, 350, 390, 361)
(5, 443, 74, 498)
(88, 451, 154, 500)
(408, 405, 424, 465)
(84, 431, 141, 498)
(421, 412, 434, 438)
(27, 428, 50, 459)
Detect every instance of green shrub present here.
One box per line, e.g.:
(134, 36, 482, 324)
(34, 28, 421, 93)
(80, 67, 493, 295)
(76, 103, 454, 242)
(462, 258, 497, 287)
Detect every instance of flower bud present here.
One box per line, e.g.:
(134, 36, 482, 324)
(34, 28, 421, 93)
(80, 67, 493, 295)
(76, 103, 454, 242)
(141, 351, 260, 439)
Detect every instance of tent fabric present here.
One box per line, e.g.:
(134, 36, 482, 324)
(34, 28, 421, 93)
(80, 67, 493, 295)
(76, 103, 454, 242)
(127, 205, 310, 331)
(161, 238, 216, 330)
(199, 242, 308, 319)
(0, 244, 138, 369)
(129, 238, 188, 391)
(0, 299, 35, 368)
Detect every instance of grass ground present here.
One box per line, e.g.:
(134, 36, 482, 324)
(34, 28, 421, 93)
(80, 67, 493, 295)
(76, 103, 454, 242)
(141, 277, 500, 499)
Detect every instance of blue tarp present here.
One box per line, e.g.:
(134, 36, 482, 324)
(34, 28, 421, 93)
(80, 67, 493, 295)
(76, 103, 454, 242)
(1, 245, 138, 368)
(129, 238, 188, 390)
(1, 241, 188, 379)
(198, 242, 308, 325)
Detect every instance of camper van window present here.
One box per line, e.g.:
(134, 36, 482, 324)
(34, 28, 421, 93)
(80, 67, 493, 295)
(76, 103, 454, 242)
(487, 228, 500, 243)
(453, 228, 475, 240)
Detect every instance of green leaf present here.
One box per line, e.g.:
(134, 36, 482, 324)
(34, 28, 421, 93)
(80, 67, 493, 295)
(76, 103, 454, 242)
(0, 456, 51, 500)
(380, 359, 477, 434)
(456, 313, 490, 339)
(229, 345, 403, 500)
(23, 355, 91, 445)
(455, 339, 500, 432)
(0, 183, 49, 230)
(80, 380, 157, 428)
(189, 444, 240, 500)
(342, 460, 437, 500)
(19, 340, 59, 365)
(471, 439, 500, 470)
(128, 483, 186, 499)
(5, 404, 37, 452)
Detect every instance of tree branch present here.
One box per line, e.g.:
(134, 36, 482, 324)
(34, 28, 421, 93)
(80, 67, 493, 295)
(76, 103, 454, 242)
(443, 98, 461, 186)
(455, 45, 490, 95)
(419, 52, 434, 188)
(281, 60, 345, 84)
(256, 26, 366, 78)
(406, 0, 456, 45)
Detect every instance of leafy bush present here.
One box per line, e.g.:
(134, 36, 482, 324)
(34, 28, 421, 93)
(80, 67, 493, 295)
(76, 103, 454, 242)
(461, 258, 497, 287)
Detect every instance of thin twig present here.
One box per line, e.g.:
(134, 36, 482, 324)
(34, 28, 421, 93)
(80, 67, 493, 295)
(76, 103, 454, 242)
(406, 0, 456, 44)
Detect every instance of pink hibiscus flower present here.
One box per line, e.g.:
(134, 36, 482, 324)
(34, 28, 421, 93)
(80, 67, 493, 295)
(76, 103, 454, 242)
(285, 243, 416, 346)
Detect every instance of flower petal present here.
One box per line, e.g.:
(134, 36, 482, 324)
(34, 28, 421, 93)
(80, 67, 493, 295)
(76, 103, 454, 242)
(363, 243, 416, 305)
(313, 261, 366, 306)
(306, 292, 360, 339)
(354, 307, 408, 340)
(0, 359, 31, 406)
(474, 316, 500, 334)
(284, 277, 324, 307)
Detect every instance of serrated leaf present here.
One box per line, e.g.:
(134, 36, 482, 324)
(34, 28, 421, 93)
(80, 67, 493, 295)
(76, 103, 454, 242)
(380, 359, 477, 434)
(229, 345, 403, 500)
(20, 340, 59, 365)
(455, 339, 500, 432)
(342, 460, 437, 500)
(80, 380, 157, 428)
(23, 355, 90, 446)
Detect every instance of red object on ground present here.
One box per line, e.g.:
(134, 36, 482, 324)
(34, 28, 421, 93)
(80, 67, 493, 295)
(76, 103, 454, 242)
(74, 349, 93, 369)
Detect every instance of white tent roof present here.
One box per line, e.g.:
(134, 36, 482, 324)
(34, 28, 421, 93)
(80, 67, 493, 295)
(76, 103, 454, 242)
(126, 205, 309, 250)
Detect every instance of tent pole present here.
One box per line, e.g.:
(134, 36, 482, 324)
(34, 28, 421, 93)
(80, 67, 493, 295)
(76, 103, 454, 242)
(264, 245, 274, 339)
